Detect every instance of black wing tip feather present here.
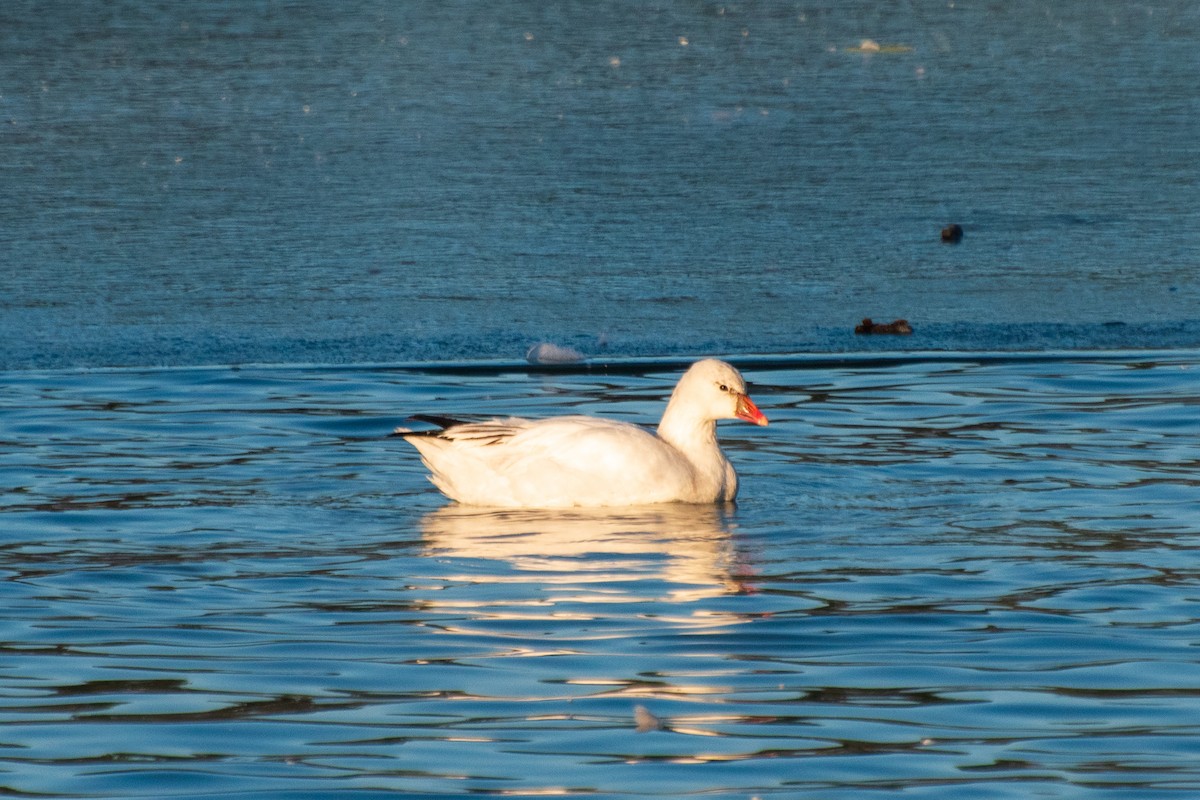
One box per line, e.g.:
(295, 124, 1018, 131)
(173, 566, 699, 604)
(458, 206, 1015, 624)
(389, 413, 475, 439)
(409, 413, 474, 429)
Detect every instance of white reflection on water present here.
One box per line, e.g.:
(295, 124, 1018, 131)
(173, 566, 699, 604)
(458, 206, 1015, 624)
(420, 504, 750, 605)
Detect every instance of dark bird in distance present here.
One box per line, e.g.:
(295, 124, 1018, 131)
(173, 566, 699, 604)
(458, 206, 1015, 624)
(855, 318, 913, 335)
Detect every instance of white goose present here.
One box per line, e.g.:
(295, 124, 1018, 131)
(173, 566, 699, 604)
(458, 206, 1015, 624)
(396, 359, 768, 508)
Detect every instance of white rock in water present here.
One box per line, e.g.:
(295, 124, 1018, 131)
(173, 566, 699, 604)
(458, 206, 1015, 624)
(526, 342, 585, 364)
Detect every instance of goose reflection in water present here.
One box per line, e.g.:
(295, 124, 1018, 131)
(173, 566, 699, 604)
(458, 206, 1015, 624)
(418, 504, 754, 603)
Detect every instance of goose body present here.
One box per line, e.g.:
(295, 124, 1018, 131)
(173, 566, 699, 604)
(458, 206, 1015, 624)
(397, 359, 768, 508)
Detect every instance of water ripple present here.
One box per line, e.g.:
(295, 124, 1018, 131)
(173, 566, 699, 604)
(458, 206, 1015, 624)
(0, 353, 1198, 797)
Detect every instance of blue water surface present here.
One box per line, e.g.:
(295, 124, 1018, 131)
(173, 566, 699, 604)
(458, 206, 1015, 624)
(1, 2, 1199, 798)
(1, 354, 1199, 798)
(1, 0, 1199, 368)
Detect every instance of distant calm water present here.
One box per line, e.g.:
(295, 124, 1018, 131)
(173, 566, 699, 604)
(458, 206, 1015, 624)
(1, 0, 1199, 367)
(1, 354, 1198, 798)
(2, 3, 1199, 798)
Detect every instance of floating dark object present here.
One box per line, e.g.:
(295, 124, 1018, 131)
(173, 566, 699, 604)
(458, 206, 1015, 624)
(941, 224, 964, 243)
(855, 318, 913, 335)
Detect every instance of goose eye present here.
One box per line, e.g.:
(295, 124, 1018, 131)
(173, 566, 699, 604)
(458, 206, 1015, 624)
(718, 383, 729, 393)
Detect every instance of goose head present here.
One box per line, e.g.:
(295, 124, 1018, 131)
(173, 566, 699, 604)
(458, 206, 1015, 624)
(667, 359, 769, 427)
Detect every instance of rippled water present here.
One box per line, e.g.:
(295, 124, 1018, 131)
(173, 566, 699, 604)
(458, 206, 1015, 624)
(2, 352, 1197, 798)
(3, 2, 1199, 795)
